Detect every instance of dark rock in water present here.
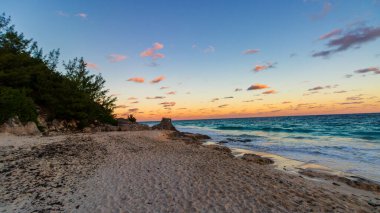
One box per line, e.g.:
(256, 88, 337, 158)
(225, 138, 252, 143)
(152, 118, 177, 131)
(242, 154, 274, 165)
(169, 131, 211, 143)
(217, 140, 229, 144)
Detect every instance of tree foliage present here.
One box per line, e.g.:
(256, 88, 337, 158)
(0, 13, 117, 127)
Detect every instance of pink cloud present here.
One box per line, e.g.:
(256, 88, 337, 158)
(151, 76, 165, 84)
(127, 77, 145, 83)
(140, 48, 154, 57)
(247, 84, 270, 90)
(262, 90, 277, 95)
(166, 91, 176, 95)
(253, 62, 276, 72)
(146, 96, 166, 99)
(153, 53, 165, 59)
(160, 86, 169, 90)
(76, 13, 88, 18)
(108, 54, 127, 62)
(153, 42, 164, 50)
(160, 102, 176, 107)
(86, 62, 98, 69)
(243, 49, 260, 55)
(319, 29, 342, 40)
(128, 97, 138, 100)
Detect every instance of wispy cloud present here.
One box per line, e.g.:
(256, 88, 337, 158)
(166, 91, 176, 95)
(311, 2, 332, 20)
(160, 86, 169, 90)
(151, 76, 165, 84)
(86, 62, 98, 70)
(146, 96, 166, 99)
(218, 104, 228, 108)
(224, 96, 234, 99)
(128, 97, 138, 100)
(76, 13, 88, 19)
(115, 105, 128, 108)
(204, 45, 215, 53)
(313, 24, 380, 58)
(129, 108, 139, 113)
(57, 11, 69, 17)
(354, 67, 380, 74)
(344, 74, 353, 78)
(308, 84, 338, 91)
(160, 102, 176, 107)
(140, 42, 165, 60)
(253, 62, 276, 72)
(346, 95, 364, 101)
(234, 88, 242, 92)
(262, 90, 277, 94)
(131, 101, 139, 104)
(108, 54, 127, 62)
(247, 84, 270, 90)
(211, 98, 219, 102)
(334, 90, 347, 93)
(318, 29, 342, 40)
(127, 77, 145, 83)
(243, 49, 260, 55)
(282, 101, 291, 104)
(339, 101, 364, 105)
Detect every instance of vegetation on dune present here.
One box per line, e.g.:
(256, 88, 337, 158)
(0, 13, 117, 127)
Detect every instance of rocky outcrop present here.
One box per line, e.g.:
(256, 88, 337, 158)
(0, 117, 41, 136)
(119, 123, 150, 131)
(152, 118, 177, 131)
(241, 154, 274, 165)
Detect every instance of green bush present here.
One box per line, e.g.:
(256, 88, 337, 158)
(128, 114, 137, 123)
(0, 87, 37, 123)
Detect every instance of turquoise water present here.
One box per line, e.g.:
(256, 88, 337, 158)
(145, 113, 380, 182)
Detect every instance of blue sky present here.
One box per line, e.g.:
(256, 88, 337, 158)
(2, 0, 380, 120)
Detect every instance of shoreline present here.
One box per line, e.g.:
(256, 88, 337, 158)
(1, 131, 380, 212)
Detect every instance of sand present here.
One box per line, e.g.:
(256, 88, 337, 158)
(1, 131, 380, 212)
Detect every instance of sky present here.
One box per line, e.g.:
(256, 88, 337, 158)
(2, 0, 380, 121)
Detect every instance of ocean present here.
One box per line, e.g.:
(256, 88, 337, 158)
(145, 113, 380, 182)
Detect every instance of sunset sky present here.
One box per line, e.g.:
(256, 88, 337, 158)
(3, 0, 380, 121)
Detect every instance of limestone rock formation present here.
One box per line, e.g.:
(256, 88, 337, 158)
(152, 118, 177, 131)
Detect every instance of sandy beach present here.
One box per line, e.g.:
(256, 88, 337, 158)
(1, 131, 380, 212)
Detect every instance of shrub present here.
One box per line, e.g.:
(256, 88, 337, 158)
(128, 114, 136, 123)
(0, 87, 37, 123)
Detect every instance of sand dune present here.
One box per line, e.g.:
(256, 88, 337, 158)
(1, 131, 379, 212)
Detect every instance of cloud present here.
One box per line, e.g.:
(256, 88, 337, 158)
(243, 49, 260, 55)
(140, 42, 165, 60)
(234, 88, 242, 92)
(128, 97, 138, 100)
(86, 62, 98, 69)
(211, 98, 219, 102)
(354, 67, 380, 74)
(131, 101, 139, 104)
(204, 45, 215, 53)
(76, 13, 88, 18)
(146, 96, 166, 99)
(153, 42, 164, 50)
(108, 54, 127, 62)
(128, 108, 139, 113)
(289, 53, 297, 58)
(115, 105, 128, 108)
(282, 101, 291, 104)
(339, 102, 364, 105)
(346, 95, 364, 101)
(160, 102, 176, 107)
(334, 90, 347, 93)
(127, 77, 144, 83)
(151, 76, 165, 84)
(160, 86, 169, 90)
(218, 104, 228, 108)
(318, 29, 342, 40)
(57, 11, 69, 17)
(253, 62, 276, 72)
(166, 91, 176, 95)
(262, 90, 277, 94)
(313, 25, 380, 58)
(344, 74, 353, 78)
(308, 84, 338, 91)
(243, 100, 255, 103)
(146, 62, 159, 67)
(247, 84, 270, 90)
(224, 96, 234, 99)
(311, 2, 332, 20)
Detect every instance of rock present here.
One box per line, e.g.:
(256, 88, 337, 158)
(82, 127, 92, 133)
(119, 123, 150, 131)
(152, 118, 177, 131)
(0, 117, 41, 136)
(241, 154, 274, 165)
(104, 125, 119, 132)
